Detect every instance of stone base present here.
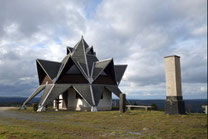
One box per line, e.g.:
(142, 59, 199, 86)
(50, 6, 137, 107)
(37, 106, 46, 112)
(20, 105, 26, 110)
(165, 96, 186, 114)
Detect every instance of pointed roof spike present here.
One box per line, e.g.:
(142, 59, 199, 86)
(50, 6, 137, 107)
(86, 55, 99, 76)
(55, 55, 71, 81)
(92, 59, 117, 85)
(71, 38, 90, 77)
(37, 59, 61, 81)
(73, 36, 89, 51)
(114, 65, 127, 85)
(36, 61, 47, 85)
(86, 46, 95, 55)
(92, 58, 113, 80)
(55, 56, 89, 83)
(82, 37, 90, 50)
(92, 85, 104, 106)
(72, 59, 89, 80)
(67, 46, 73, 55)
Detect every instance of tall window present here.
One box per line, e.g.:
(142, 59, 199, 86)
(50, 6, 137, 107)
(101, 93, 103, 99)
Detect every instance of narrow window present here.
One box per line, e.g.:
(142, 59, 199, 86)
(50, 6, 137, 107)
(101, 93, 103, 99)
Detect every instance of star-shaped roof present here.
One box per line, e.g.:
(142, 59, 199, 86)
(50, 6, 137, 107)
(21, 37, 127, 111)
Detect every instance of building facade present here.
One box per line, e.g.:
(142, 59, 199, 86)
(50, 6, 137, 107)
(21, 37, 127, 112)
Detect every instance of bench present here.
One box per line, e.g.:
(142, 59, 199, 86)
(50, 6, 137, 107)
(126, 105, 152, 111)
(202, 105, 207, 114)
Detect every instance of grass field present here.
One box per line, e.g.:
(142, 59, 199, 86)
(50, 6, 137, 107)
(0, 107, 207, 139)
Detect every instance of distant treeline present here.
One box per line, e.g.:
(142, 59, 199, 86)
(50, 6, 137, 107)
(113, 99, 207, 113)
(0, 97, 40, 107)
(0, 97, 206, 113)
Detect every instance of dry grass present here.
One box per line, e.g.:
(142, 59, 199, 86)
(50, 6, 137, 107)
(0, 107, 207, 138)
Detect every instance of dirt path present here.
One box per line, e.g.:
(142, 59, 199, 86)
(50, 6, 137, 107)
(0, 107, 50, 122)
(0, 107, 16, 111)
(0, 107, 18, 118)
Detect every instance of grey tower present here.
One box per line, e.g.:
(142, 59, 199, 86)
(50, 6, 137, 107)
(164, 55, 185, 114)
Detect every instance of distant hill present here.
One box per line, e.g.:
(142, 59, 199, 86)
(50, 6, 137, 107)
(0, 96, 40, 107)
(0, 97, 206, 113)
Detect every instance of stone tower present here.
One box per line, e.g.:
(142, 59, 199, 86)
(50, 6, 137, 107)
(164, 55, 185, 114)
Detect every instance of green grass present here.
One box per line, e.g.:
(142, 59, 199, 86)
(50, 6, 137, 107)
(0, 108, 207, 139)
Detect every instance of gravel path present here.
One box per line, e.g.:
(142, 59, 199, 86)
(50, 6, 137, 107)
(0, 107, 16, 111)
(0, 107, 49, 122)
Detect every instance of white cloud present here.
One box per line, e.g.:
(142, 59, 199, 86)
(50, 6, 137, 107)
(182, 83, 207, 99)
(0, 0, 206, 99)
(191, 25, 207, 37)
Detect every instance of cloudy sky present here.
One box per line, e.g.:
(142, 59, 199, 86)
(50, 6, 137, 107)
(0, 0, 207, 99)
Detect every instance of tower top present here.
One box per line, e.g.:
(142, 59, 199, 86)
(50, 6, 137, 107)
(164, 55, 180, 58)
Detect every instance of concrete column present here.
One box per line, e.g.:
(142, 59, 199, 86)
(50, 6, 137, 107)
(20, 105, 26, 110)
(91, 106, 97, 112)
(37, 105, 46, 112)
(119, 93, 126, 113)
(55, 99, 59, 111)
(164, 55, 185, 114)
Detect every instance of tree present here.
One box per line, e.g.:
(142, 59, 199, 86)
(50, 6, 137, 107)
(151, 103, 158, 110)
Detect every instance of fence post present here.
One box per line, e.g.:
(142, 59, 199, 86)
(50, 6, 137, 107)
(120, 93, 126, 113)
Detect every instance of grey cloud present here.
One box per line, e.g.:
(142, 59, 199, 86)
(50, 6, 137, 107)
(0, 81, 38, 97)
(0, 0, 206, 99)
(0, 0, 90, 96)
(0, 0, 86, 40)
(85, 0, 206, 99)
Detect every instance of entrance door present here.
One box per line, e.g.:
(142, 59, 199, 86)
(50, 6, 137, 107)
(62, 91, 68, 109)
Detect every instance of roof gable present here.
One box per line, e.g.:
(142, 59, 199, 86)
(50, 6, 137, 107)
(37, 59, 61, 80)
(114, 65, 127, 85)
(55, 56, 88, 83)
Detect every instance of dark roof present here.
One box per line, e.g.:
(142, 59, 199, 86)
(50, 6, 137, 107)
(86, 55, 98, 75)
(114, 65, 127, 85)
(67, 47, 73, 54)
(73, 84, 94, 105)
(92, 59, 112, 80)
(36, 59, 61, 83)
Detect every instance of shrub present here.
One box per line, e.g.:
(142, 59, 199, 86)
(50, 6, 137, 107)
(151, 103, 158, 110)
(32, 103, 38, 111)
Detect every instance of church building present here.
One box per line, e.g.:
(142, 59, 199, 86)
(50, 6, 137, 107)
(21, 37, 127, 112)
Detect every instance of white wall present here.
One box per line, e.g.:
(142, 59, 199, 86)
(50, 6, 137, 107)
(97, 88, 112, 110)
(67, 87, 91, 111)
(56, 87, 112, 111)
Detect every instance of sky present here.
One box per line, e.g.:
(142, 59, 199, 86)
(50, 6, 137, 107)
(0, 0, 207, 99)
